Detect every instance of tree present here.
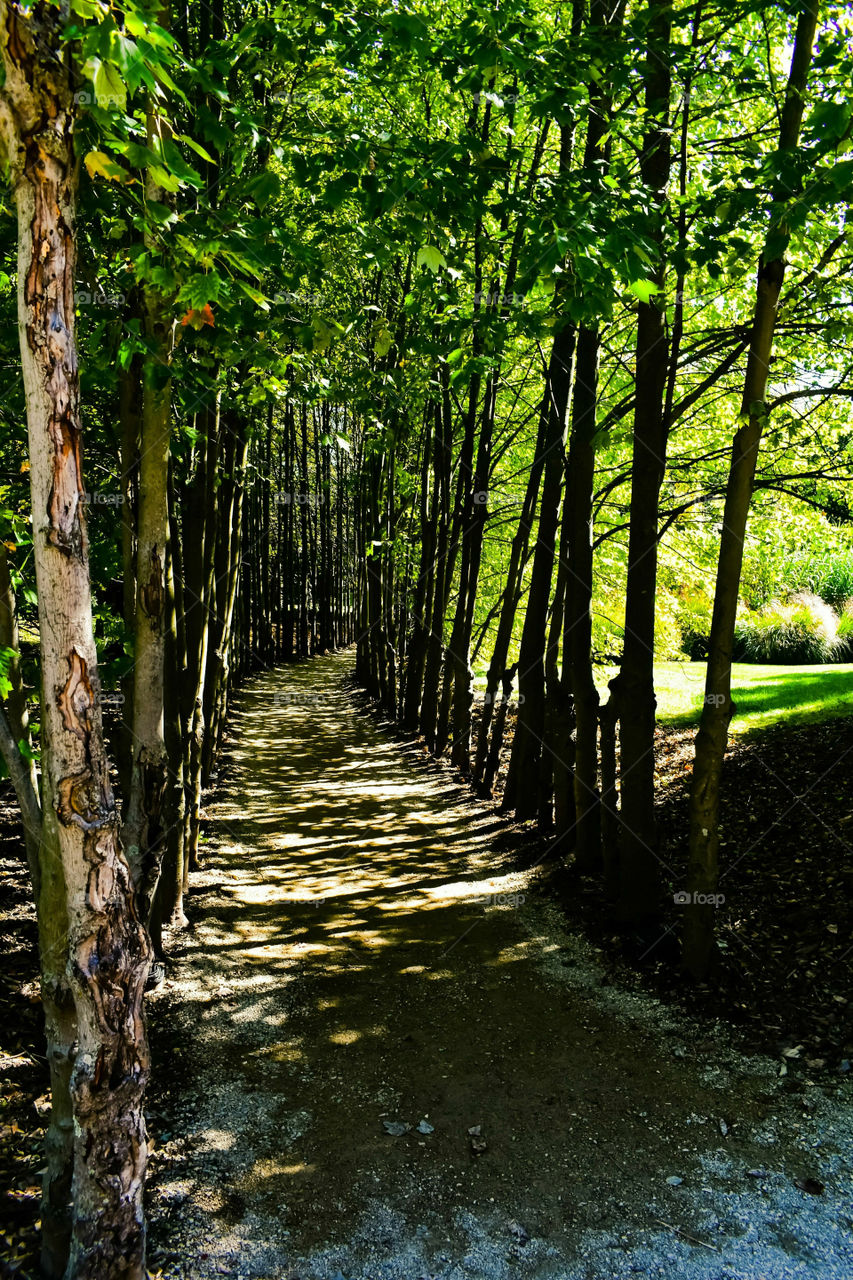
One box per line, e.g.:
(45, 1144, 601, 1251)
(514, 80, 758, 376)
(683, 0, 821, 978)
(611, 0, 673, 919)
(0, 4, 151, 1275)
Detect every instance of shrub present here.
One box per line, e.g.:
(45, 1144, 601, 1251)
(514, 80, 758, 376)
(805, 551, 853, 611)
(654, 592, 685, 661)
(835, 603, 853, 660)
(675, 591, 713, 660)
(733, 593, 842, 665)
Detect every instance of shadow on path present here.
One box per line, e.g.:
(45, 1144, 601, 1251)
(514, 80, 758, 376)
(147, 651, 853, 1280)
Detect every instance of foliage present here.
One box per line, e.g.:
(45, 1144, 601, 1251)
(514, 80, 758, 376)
(673, 591, 714, 661)
(733, 593, 844, 665)
(798, 550, 853, 611)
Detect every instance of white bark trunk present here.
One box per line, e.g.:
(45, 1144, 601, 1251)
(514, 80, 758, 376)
(0, 5, 152, 1275)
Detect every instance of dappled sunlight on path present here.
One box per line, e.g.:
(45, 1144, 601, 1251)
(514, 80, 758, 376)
(147, 652, 853, 1280)
(186, 658, 528, 974)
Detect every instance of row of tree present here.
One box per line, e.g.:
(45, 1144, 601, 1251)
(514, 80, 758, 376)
(349, 0, 843, 982)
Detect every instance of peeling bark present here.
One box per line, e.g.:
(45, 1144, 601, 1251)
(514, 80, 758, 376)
(0, 5, 152, 1275)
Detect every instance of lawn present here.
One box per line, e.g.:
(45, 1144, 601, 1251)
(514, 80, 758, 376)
(617, 661, 853, 737)
(472, 659, 853, 737)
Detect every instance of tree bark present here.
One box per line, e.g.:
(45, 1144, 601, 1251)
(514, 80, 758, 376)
(402, 403, 436, 727)
(152, 491, 187, 938)
(562, 0, 624, 865)
(472, 412, 548, 792)
(684, 0, 819, 977)
(122, 103, 173, 927)
(0, 8, 151, 1274)
(117, 348, 141, 799)
(502, 322, 575, 821)
(614, 0, 672, 919)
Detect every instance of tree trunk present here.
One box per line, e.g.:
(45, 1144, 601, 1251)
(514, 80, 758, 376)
(419, 375, 454, 747)
(614, 0, 672, 919)
(185, 400, 219, 866)
(472, 410, 548, 792)
(153, 499, 187, 938)
(122, 104, 173, 927)
(209, 430, 248, 766)
(503, 322, 575, 821)
(562, 0, 624, 865)
(402, 404, 436, 727)
(0, 8, 151, 1274)
(117, 349, 141, 799)
(205, 422, 248, 777)
(684, 1, 819, 977)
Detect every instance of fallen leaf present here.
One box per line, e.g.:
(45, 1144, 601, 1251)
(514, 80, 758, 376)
(382, 1120, 410, 1137)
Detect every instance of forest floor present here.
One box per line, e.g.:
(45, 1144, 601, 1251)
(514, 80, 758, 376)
(2, 650, 852, 1278)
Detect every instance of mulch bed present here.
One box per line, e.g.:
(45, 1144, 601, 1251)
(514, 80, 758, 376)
(547, 718, 853, 1075)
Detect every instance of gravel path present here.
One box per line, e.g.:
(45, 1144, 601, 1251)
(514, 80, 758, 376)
(146, 651, 853, 1279)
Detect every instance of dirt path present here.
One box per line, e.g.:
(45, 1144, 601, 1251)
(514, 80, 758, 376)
(147, 653, 852, 1280)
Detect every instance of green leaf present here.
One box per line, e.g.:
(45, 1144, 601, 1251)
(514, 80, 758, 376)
(93, 61, 127, 113)
(248, 170, 281, 211)
(174, 133, 216, 165)
(373, 327, 393, 357)
(72, 0, 106, 17)
(237, 280, 270, 310)
(416, 245, 447, 273)
(84, 150, 125, 183)
(628, 280, 660, 304)
(148, 163, 181, 193)
(179, 273, 222, 310)
(144, 201, 175, 226)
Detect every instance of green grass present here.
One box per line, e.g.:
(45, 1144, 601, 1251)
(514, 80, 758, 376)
(473, 658, 853, 738)
(613, 661, 853, 737)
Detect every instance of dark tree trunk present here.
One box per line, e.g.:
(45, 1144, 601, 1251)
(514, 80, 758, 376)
(614, 0, 672, 919)
(684, 1, 819, 976)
